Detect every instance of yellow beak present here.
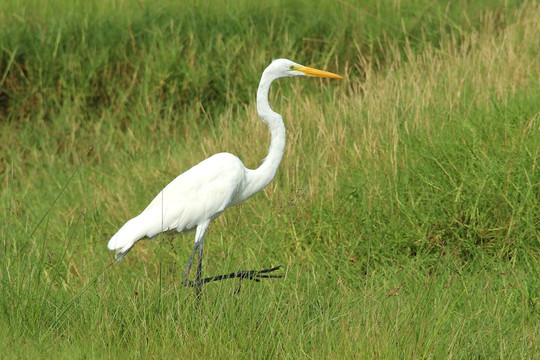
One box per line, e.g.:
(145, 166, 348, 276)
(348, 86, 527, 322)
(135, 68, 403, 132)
(297, 65, 343, 79)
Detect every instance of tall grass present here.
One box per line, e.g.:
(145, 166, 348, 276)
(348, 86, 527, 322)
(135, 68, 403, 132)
(1, 0, 539, 358)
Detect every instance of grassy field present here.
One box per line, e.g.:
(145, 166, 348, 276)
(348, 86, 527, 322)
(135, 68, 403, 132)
(1, 0, 539, 358)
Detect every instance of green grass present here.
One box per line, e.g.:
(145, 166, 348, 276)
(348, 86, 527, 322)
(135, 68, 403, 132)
(1, 0, 539, 358)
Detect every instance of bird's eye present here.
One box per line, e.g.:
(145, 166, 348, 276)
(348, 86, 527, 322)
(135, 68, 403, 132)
(289, 65, 295, 70)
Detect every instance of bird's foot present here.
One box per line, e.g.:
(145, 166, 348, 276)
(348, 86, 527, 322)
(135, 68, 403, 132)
(183, 266, 284, 293)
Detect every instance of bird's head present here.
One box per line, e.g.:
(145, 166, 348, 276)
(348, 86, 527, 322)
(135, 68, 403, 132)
(265, 58, 343, 80)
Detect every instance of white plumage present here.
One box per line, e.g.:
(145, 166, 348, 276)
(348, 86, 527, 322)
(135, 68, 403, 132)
(107, 59, 342, 289)
(108, 153, 245, 260)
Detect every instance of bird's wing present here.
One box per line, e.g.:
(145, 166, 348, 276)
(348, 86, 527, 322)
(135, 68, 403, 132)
(108, 153, 246, 256)
(143, 153, 246, 233)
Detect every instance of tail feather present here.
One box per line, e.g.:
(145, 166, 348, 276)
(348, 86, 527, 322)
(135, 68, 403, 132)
(107, 228, 138, 262)
(108, 212, 159, 261)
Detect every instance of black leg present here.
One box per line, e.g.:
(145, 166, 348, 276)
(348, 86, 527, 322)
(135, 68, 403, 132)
(181, 223, 283, 295)
(195, 240, 203, 297)
(182, 242, 198, 285)
(185, 266, 284, 294)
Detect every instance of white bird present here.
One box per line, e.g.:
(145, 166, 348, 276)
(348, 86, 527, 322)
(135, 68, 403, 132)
(107, 58, 342, 292)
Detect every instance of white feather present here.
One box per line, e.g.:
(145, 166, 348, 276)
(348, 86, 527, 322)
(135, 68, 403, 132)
(107, 59, 342, 264)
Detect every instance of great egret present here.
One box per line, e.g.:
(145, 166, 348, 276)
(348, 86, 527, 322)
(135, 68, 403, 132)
(108, 58, 342, 293)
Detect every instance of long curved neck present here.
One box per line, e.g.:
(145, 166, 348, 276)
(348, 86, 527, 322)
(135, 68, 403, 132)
(241, 70, 286, 200)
